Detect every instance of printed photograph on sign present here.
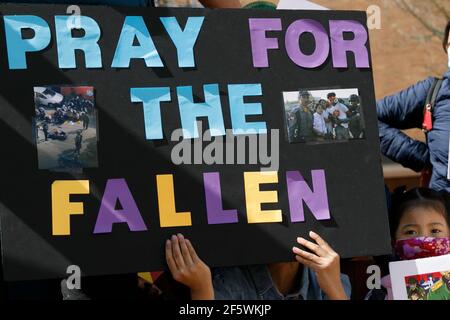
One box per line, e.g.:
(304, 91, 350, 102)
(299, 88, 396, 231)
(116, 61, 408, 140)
(404, 271, 450, 300)
(33, 86, 98, 170)
(283, 88, 365, 143)
(390, 254, 450, 300)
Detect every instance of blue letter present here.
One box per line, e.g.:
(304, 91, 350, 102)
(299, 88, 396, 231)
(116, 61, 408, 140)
(3, 15, 51, 70)
(112, 16, 163, 68)
(130, 87, 171, 140)
(55, 15, 102, 69)
(160, 16, 204, 68)
(228, 84, 267, 135)
(177, 84, 225, 139)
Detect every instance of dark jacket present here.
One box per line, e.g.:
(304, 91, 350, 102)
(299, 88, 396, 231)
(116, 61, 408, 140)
(377, 68, 450, 193)
(295, 107, 314, 139)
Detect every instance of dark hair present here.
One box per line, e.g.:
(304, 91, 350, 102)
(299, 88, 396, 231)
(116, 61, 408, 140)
(298, 91, 310, 98)
(349, 94, 359, 102)
(314, 102, 323, 111)
(444, 20, 450, 53)
(389, 188, 450, 238)
(327, 92, 336, 99)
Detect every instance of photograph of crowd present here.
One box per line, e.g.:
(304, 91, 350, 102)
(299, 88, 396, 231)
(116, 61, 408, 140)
(283, 88, 365, 143)
(404, 271, 450, 300)
(33, 86, 98, 170)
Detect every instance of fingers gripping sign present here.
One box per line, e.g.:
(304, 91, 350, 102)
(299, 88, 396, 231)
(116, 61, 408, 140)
(292, 231, 348, 300)
(165, 234, 214, 300)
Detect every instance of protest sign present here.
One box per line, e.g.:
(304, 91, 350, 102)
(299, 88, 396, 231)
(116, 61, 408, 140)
(0, 4, 391, 280)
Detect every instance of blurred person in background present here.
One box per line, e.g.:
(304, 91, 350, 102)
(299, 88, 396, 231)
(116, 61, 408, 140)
(377, 21, 450, 194)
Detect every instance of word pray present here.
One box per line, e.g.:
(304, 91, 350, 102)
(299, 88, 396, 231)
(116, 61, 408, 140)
(3, 15, 204, 69)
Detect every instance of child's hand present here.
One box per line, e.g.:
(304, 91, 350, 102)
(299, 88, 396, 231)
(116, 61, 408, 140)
(292, 231, 348, 300)
(165, 233, 214, 300)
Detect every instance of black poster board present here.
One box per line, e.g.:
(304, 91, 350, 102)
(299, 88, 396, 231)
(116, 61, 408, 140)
(0, 4, 391, 281)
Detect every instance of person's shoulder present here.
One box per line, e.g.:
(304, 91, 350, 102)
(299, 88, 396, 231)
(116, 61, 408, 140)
(420, 76, 437, 85)
(402, 76, 436, 93)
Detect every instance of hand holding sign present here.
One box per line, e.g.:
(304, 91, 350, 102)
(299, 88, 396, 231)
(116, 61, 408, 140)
(166, 233, 214, 300)
(293, 231, 348, 300)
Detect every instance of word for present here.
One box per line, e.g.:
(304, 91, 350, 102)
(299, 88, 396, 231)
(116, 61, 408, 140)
(249, 18, 370, 68)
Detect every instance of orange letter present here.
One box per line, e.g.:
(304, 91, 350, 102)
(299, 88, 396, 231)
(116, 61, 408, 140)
(244, 171, 282, 223)
(52, 180, 89, 236)
(157, 174, 191, 227)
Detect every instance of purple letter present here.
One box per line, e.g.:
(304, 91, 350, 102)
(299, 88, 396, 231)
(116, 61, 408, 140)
(285, 19, 330, 68)
(203, 172, 238, 224)
(94, 179, 147, 233)
(249, 18, 282, 68)
(329, 20, 369, 68)
(286, 170, 331, 222)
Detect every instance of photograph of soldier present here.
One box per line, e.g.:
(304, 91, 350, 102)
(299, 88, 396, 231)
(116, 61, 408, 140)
(295, 91, 315, 142)
(283, 88, 365, 143)
(42, 122, 48, 142)
(82, 112, 90, 130)
(348, 94, 365, 139)
(75, 130, 83, 157)
(32, 86, 98, 170)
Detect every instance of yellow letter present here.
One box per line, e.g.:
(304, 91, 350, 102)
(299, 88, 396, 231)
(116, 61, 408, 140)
(244, 171, 282, 223)
(52, 180, 90, 236)
(157, 174, 191, 227)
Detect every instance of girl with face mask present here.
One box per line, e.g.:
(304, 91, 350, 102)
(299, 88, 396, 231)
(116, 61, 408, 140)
(366, 188, 450, 300)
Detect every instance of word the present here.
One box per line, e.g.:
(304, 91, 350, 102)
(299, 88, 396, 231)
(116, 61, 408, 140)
(130, 83, 267, 140)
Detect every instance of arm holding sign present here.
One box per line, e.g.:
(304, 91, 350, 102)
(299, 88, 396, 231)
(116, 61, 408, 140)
(166, 232, 349, 300)
(377, 77, 434, 172)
